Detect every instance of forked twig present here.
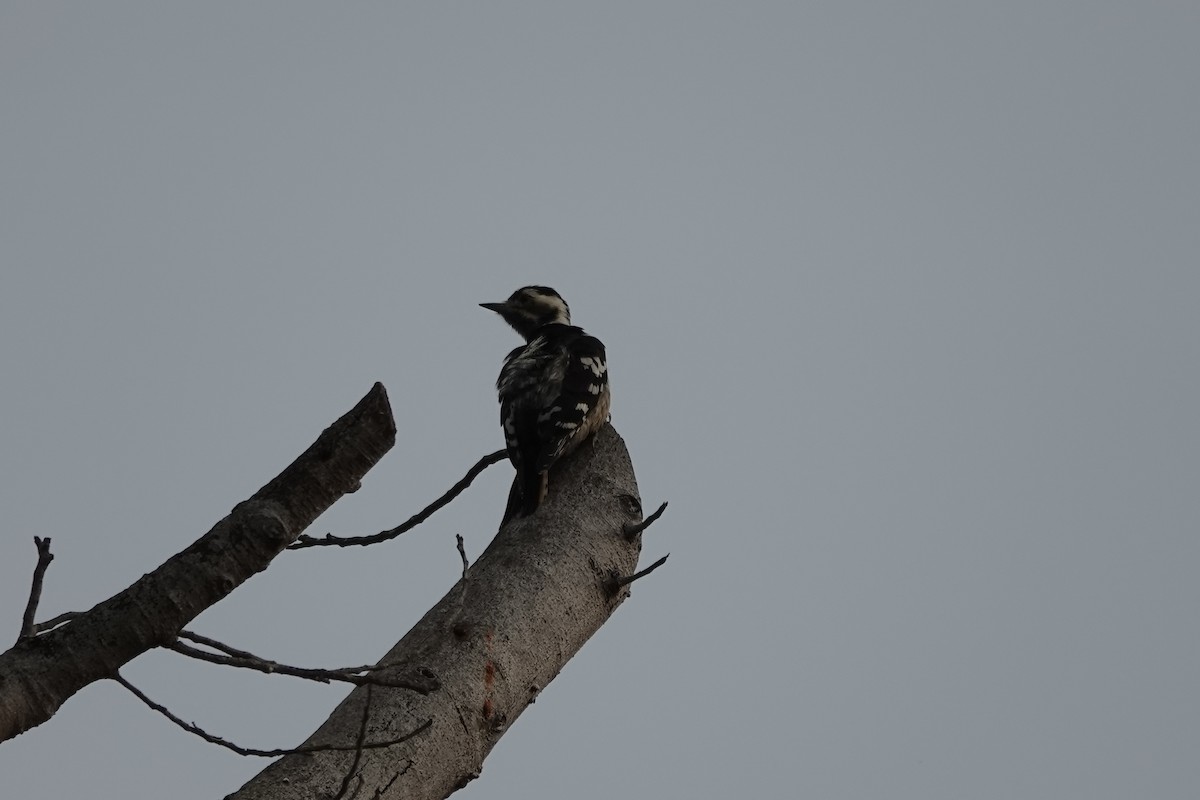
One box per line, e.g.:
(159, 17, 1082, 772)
(17, 537, 55, 643)
(168, 630, 437, 693)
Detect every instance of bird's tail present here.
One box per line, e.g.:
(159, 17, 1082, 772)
(500, 475, 522, 527)
(525, 470, 548, 515)
(501, 469, 548, 527)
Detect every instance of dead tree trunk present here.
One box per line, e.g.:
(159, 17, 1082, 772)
(227, 423, 646, 799)
(1, 383, 660, 798)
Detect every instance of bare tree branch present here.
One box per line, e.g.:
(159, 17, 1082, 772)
(178, 630, 408, 678)
(114, 674, 429, 758)
(290, 449, 508, 549)
(0, 383, 397, 743)
(16, 537, 54, 643)
(166, 635, 438, 693)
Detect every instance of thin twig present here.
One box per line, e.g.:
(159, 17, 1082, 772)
(447, 534, 474, 635)
(168, 632, 438, 693)
(178, 629, 261, 660)
(608, 554, 670, 595)
(290, 449, 508, 549)
(456, 534, 470, 581)
(332, 685, 374, 800)
(623, 501, 668, 540)
(178, 630, 393, 675)
(18, 537, 54, 643)
(114, 673, 431, 758)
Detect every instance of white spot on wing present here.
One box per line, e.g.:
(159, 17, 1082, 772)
(579, 356, 607, 377)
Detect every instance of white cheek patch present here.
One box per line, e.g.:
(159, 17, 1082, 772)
(548, 297, 570, 323)
(529, 293, 570, 325)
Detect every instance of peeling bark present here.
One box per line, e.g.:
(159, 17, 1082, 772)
(0, 384, 396, 743)
(228, 424, 645, 800)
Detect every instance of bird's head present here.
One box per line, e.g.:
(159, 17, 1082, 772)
(480, 286, 571, 340)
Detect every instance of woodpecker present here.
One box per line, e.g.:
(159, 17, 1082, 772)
(481, 286, 610, 518)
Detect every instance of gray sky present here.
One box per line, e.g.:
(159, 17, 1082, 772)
(2, 3, 1198, 798)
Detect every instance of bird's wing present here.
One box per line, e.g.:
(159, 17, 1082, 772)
(535, 334, 608, 473)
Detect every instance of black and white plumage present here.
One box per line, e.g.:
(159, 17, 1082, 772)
(481, 286, 610, 518)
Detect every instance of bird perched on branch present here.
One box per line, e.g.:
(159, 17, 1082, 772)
(481, 286, 610, 520)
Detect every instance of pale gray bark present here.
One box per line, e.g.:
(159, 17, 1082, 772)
(227, 424, 645, 800)
(0, 384, 396, 743)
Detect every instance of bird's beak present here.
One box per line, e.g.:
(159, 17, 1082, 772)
(479, 302, 508, 313)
